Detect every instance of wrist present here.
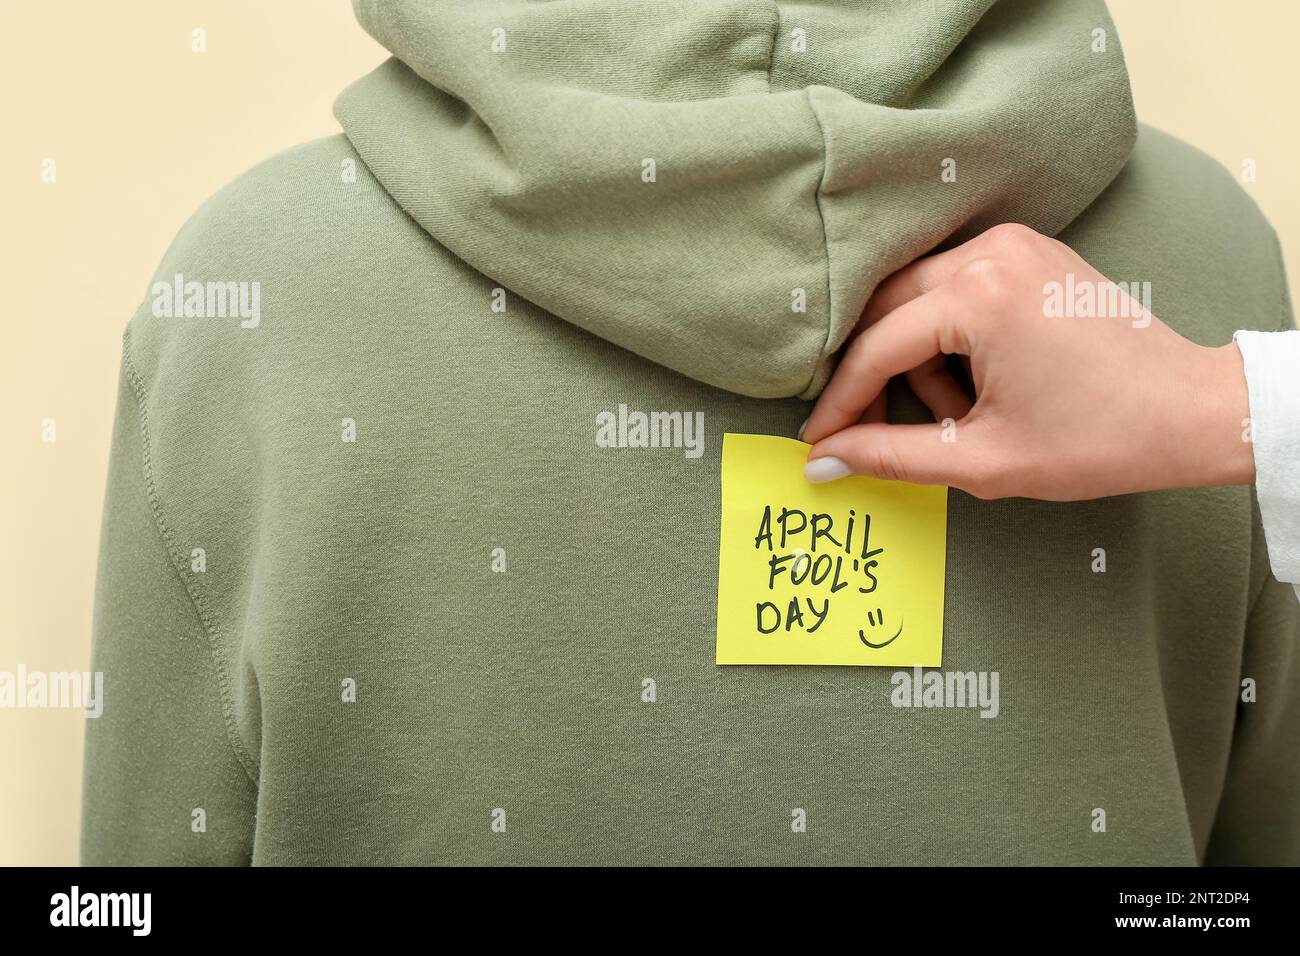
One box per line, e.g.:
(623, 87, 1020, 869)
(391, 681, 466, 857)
(1186, 342, 1255, 487)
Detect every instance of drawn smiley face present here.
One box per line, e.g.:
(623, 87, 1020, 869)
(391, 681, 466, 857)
(858, 607, 903, 648)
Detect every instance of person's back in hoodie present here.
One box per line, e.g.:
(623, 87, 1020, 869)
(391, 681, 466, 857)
(82, 0, 1299, 865)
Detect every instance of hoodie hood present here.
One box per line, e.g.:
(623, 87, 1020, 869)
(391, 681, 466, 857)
(336, 0, 1135, 399)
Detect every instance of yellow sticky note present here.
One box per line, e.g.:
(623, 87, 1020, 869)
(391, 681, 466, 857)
(716, 433, 948, 666)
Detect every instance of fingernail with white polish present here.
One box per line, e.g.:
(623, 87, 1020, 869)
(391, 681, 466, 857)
(797, 418, 808, 441)
(804, 456, 852, 483)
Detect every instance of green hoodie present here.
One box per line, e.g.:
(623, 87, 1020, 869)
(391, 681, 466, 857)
(83, 0, 1298, 865)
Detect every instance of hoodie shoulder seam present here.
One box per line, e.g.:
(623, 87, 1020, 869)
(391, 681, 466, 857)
(120, 328, 260, 787)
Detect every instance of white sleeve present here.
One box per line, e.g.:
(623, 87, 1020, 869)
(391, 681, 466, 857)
(1234, 329, 1300, 596)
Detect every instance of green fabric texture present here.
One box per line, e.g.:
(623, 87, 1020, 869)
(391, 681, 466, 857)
(336, 0, 1136, 398)
(82, 0, 1298, 865)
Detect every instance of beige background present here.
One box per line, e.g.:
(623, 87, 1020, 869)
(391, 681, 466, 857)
(2, 1, 1297, 866)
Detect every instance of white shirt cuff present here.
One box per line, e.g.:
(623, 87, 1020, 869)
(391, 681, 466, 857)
(1234, 329, 1300, 590)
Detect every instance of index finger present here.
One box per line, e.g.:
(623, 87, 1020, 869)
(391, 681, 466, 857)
(802, 281, 971, 444)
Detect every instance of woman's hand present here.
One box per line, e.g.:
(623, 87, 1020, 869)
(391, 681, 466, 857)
(801, 223, 1254, 501)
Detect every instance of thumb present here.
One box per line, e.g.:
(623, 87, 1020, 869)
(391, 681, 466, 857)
(804, 421, 981, 490)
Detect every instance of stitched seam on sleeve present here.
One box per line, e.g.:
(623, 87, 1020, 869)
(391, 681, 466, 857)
(800, 85, 835, 398)
(768, 5, 835, 399)
(120, 328, 259, 786)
